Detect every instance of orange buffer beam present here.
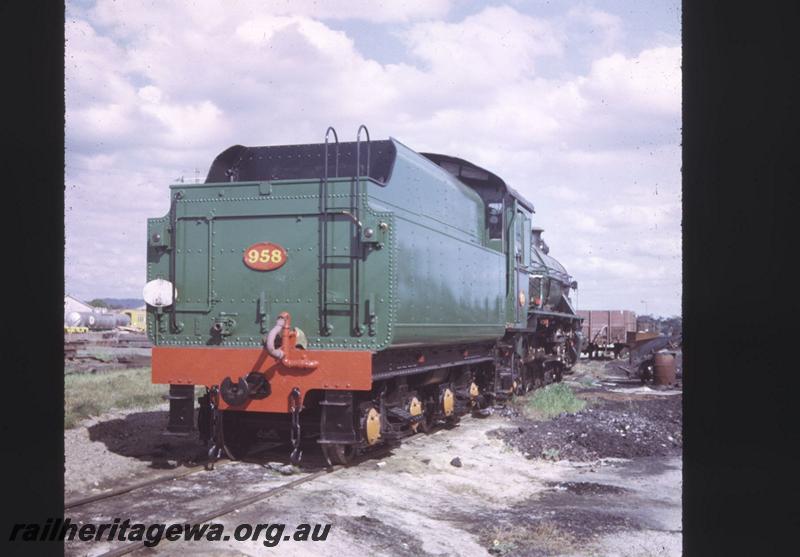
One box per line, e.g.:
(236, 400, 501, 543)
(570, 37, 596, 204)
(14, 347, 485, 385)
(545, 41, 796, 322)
(152, 347, 372, 413)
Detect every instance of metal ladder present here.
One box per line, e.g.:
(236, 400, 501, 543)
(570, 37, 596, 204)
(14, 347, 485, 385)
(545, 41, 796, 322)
(319, 125, 371, 337)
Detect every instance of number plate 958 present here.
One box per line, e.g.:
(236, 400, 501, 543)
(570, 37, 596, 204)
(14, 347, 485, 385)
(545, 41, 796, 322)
(243, 242, 288, 271)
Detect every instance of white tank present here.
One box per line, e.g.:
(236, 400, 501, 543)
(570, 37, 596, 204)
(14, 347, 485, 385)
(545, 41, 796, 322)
(65, 311, 83, 327)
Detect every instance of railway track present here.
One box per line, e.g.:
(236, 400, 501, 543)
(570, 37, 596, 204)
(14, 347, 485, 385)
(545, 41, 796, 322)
(65, 459, 232, 511)
(93, 470, 329, 557)
(65, 435, 420, 556)
(64, 437, 301, 511)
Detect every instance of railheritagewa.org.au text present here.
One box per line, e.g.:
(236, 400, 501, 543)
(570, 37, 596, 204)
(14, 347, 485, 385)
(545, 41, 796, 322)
(9, 518, 331, 548)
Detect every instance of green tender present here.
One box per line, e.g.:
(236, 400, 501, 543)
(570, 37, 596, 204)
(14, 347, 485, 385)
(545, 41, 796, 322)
(146, 139, 508, 351)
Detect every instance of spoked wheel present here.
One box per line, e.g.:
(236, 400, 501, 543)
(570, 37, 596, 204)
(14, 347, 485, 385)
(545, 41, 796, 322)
(221, 412, 252, 461)
(322, 444, 358, 466)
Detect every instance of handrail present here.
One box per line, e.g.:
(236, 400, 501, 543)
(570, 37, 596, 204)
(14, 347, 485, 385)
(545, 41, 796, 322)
(320, 126, 339, 336)
(322, 126, 339, 225)
(355, 124, 370, 180)
(354, 124, 370, 233)
(324, 126, 339, 179)
(352, 125, 370, 338)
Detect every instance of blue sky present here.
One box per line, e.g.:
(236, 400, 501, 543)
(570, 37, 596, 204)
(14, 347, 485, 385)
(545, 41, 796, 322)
(65, 0, 681, 316)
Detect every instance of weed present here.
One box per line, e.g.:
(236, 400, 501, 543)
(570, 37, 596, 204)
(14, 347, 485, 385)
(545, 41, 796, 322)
(64, 368, 166, 429)
(523, 383, 586, 420)
(542, 447, 561, 460)
(577, 374, 600, 386)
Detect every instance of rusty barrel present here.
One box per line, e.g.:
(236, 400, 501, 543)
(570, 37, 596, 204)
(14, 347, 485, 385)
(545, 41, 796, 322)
(653, 352, 677, 386)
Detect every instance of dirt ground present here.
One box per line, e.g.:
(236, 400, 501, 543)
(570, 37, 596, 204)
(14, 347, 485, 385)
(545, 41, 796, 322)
(64, 403, 205, 497)
(64, 358, 681, 556)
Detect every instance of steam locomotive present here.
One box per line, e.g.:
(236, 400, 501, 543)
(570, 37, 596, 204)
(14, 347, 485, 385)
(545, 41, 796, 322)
(144, 126, 583, 465)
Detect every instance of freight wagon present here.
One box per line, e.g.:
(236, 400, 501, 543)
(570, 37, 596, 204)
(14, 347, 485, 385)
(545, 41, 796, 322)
(577, 309, 636, 359)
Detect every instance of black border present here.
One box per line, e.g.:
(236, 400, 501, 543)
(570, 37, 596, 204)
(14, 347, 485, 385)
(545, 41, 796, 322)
(683, 2, 800, 554)
(1, 2, 65, 556)
(3, 2, 800, 555)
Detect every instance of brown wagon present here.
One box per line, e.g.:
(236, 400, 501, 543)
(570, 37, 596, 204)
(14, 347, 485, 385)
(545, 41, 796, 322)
(577, 310, 637, 359)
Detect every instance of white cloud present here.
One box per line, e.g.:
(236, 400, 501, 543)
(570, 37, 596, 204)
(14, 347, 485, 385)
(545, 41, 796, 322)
(604, 203, 673, 227)
(65, 1, 682, 315)
(140, 97, 228, 148)
(581, 45, 681, 116)
(404, 6, 563, 80)
(565, 4, 624, 57)
(561, 209, 610, 235)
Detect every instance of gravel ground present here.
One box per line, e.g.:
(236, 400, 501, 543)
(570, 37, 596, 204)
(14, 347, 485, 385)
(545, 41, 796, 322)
(64, 404, 205, 497)
(491, 393, 682, 462)
(64, 357, 682, 556)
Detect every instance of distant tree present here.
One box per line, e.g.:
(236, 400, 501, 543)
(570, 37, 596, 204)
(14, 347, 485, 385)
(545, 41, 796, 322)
(88, 298, 109, 308)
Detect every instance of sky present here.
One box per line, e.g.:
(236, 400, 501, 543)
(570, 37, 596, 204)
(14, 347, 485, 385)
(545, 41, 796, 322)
(65, 0, 681, 317)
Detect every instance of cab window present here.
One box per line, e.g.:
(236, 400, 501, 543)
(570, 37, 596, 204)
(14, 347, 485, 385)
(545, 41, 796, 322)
(487, 202, 503, 240)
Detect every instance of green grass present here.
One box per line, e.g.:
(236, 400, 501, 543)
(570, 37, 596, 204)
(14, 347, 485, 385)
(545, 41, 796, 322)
(520, 383, 586, 420)
(576, 374, 601, 386)
(64, 368, 167, 429)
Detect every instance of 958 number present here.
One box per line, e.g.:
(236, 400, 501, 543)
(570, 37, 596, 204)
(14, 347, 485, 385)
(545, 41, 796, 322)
(247, 248, 283, 264)
(242, 242, 287, 271)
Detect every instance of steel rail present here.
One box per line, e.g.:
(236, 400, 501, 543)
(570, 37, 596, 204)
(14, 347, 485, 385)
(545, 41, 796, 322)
(64, 460, 229, 510)
(92, 470, 328, 557)
(89, 441, 404, 557)
(65, 441, 285, 510)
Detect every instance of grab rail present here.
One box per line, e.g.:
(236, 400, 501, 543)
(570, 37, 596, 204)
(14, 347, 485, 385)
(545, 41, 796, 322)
(355, 124, 370, 180)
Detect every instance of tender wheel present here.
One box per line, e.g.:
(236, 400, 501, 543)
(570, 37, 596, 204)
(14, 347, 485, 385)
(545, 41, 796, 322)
(417, 404, 435, 433)
(322, 444, 357, 466)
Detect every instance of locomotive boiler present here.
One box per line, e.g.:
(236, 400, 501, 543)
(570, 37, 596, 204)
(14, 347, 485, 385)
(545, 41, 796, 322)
(144, 126, 583, 465)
